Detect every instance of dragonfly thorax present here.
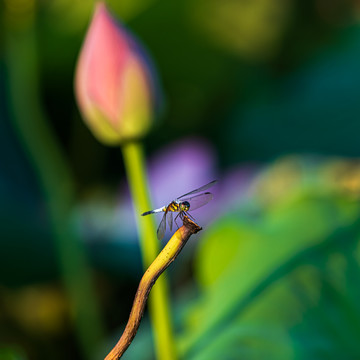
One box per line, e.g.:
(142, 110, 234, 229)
(167, 200, 190, 212)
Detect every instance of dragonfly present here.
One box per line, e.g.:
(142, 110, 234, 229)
(141, 180, 217, 240)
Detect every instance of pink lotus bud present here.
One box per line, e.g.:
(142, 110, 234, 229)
(75, 2, 157, 145)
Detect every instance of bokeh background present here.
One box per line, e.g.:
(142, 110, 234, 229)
(2, 0, 360, 359)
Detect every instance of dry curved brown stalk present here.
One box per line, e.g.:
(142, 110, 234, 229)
(105, 215, 202, 360)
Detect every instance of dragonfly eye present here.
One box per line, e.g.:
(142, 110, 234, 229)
(182, 201, 190, 210)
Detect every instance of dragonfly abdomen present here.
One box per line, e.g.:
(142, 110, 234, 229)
(141, 207, 165, 216)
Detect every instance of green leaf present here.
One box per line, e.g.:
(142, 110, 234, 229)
(178, 190, 360, 359)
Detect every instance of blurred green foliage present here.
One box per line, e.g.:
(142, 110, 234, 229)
(2, 0, 360, 359)
(184, 176, 360, 359)
(0, 346, 27, 360)
(126, 158, 360, 359)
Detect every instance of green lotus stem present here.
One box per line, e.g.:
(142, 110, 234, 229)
(121, 141, 177, 360)
(4, 4, 104, 359)
(105, 216, 202, 359)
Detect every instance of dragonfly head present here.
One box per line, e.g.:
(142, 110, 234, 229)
(180, 201, 190, 212)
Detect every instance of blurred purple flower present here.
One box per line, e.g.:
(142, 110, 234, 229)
(147, 138, 217, 207)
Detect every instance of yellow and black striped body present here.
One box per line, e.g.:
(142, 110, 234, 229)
(165, 201, 190, 213)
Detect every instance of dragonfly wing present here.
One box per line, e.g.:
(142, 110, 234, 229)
(157, 213, 167, 240)
(177, 180, 217, 200)
(167, 211, 173, 232)
(181, 192, 214, 211)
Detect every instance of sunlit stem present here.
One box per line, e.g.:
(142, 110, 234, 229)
(121, 141, 177, 360)
(105, 216, 201, 359)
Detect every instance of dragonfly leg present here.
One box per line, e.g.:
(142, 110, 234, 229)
(186, 211, 196, 222)
(174, 213, 181, 229)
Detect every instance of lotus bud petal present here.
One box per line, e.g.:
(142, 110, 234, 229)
(75, 2, 157, 145)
